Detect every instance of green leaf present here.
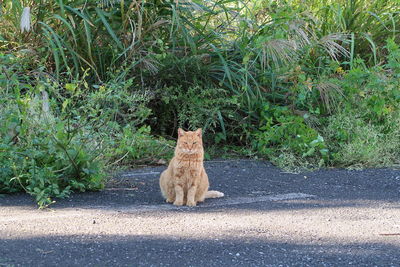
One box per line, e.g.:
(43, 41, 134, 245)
(65, 83, 77, 92)
(62, 99, 70, 111)
(95, 8, 124, 50)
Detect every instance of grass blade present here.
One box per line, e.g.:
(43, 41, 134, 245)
(95, 8, 124, 50)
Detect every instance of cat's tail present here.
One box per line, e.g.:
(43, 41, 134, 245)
(205, 190, 224, 199)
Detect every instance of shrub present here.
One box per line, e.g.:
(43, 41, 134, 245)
(0, 54, 172, 207)
(253, 103, 328, 169)
(0, 94, 105, 208)
(317, 40, 400, 168)
(152, 85, 240, 144)
(105, 125, 174, 166)
(323, 112, 400, 168)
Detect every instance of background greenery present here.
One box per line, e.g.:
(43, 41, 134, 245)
(1, 0, 399, 207)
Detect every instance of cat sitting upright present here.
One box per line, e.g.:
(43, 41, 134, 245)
(159, 128, 224, 206)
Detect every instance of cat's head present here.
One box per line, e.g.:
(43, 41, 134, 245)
(176, 128, 203, 154)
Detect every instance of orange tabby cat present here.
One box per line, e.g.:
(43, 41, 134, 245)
(159, 128, 224, 206)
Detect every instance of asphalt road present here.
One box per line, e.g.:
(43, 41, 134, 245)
(1, 160, 400, 267)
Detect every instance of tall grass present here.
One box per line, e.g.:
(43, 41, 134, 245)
(1, 0, 399, 134)
(302, 0, 400, 66)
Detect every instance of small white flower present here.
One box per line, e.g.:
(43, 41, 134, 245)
(20, 7, 31, 33)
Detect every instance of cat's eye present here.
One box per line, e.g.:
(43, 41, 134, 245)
(184, 142, 188, 144)
(193, 142, 197, 144)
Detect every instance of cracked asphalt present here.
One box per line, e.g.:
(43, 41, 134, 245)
(1, 160, 400, 266)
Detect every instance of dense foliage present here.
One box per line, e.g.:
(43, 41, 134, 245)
(1, 0, 399, 207)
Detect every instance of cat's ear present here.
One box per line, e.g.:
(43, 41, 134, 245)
(195, 128, 202, 137)
(178, 128, 185, 137)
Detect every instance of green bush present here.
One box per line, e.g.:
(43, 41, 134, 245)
(323, 112, 400, 168)
(320, 43, 400, 167)
(0, 53, 173, 207)
(0, 94, 105, 208)
(152, 85, 240, 144)
(253, 103, 328, 168)
(105, 125, 174, 166)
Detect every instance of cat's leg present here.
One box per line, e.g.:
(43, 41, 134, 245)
(186, 184, 198, 206)
(195, 168, 209, 203)
(160, 170, 175, 203)
(165, 181, 175, 203)
(159, 170, 168, 199)
(173, 184, 184, 206)
(187, 169, 202, 206)
(172, 167, 185, 205)
(165, 193, 174, 203)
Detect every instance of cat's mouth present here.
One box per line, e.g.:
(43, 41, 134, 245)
(183, 149, 196, 154)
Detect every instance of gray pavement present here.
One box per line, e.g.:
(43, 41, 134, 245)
(1, 160, 399, 266)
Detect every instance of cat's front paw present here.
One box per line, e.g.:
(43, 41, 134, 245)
(186, 200, 197, 207)
(166, 198, 174, 203)
(173, 200, 183, 206)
